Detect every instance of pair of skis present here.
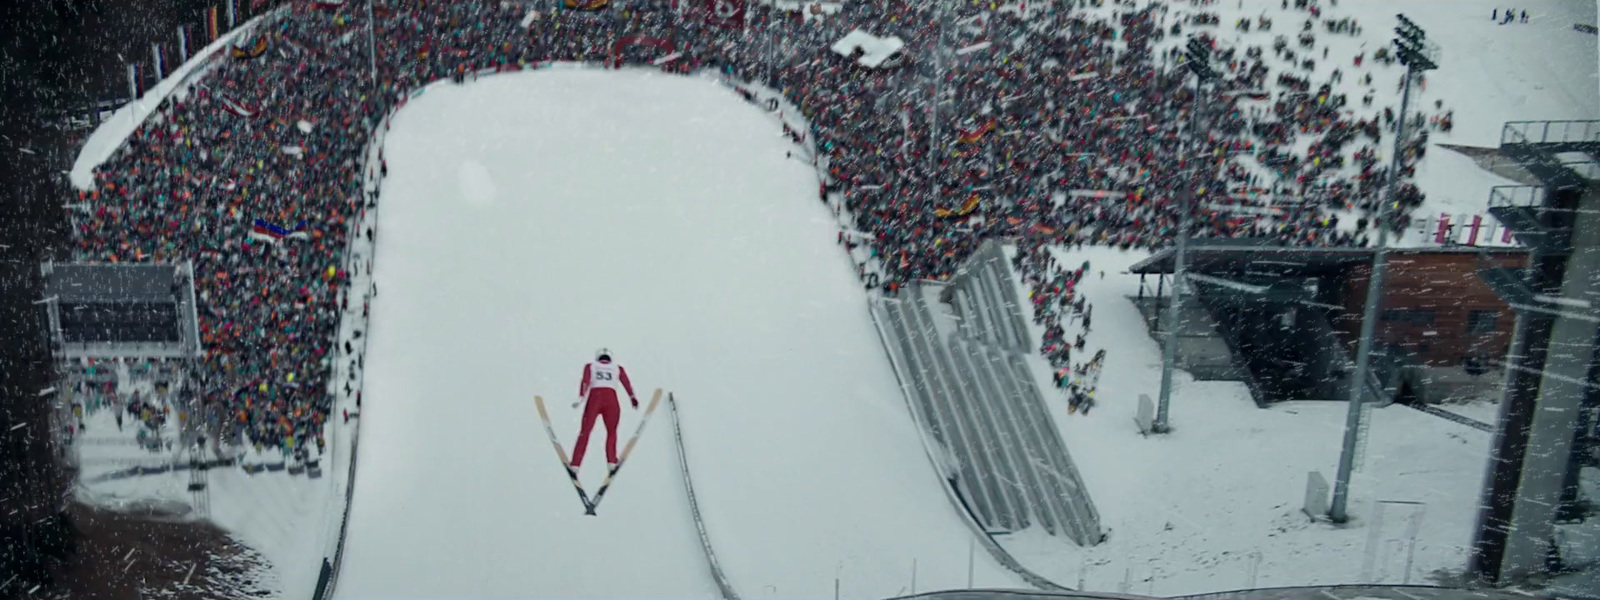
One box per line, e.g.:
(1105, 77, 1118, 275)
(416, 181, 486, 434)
(534, 388, 663, 516)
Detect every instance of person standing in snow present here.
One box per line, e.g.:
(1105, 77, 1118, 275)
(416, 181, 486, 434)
(569, 348, 639, 475)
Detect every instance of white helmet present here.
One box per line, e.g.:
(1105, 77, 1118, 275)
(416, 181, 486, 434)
(595, 348, 612, 361)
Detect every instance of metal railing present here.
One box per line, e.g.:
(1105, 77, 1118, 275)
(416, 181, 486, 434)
(1486, 185, 1545, 209)
(1500, 120, 1600, 146)
(668, 394, 741, 600)
(872, 287, 1104, 544)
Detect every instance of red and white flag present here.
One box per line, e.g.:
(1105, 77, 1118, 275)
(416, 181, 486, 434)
(700, 0, 744, 29)
(218, 94, 260, 119)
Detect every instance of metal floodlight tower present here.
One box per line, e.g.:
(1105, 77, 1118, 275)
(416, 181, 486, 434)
(927, 0, 948, 213)
(1152, 36, 1217, 434)
(366, 0, 379, 85)
(1329, 14, 1437, 523)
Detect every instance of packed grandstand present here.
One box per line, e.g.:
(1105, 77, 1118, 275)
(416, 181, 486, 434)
(68, 0, 1445, 470)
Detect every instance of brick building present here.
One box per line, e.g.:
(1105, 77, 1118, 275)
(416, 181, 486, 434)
(1130, 239, 1529, 404)
(1335, 249, 1527, 367)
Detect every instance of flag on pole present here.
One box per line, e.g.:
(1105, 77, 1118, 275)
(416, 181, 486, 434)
(956, 120, 995, 144)
(178, 25, 190, 61)
(249, 219, 309, 243)
(152, 43, 165, 79)
(227, 0, 237, 28)
(207, 7, 220, 41)
(127, 63, 140, 101)
(218, 94, 261, 118)
(231, 37, 270, 60)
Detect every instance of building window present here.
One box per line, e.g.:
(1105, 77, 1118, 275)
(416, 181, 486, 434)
(1381, 309, 1436, 325)
(1467, 310, 1500, 335)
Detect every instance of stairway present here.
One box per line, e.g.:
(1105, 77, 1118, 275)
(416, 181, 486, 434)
(869, 243, 1102, 547)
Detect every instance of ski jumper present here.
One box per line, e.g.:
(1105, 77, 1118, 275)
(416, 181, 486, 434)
(570, 359, 637, 467)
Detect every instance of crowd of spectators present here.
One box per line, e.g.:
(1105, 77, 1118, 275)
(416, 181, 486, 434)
(75, 0, 1453, 443)
(63, 359, 182, 452)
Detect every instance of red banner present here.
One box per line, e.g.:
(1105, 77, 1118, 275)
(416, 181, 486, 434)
(700, 0, 744, 29)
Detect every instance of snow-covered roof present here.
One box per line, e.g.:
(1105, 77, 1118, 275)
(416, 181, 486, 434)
(829, 29, 905, 69)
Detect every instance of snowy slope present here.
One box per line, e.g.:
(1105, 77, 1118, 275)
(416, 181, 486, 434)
(335, 69, 1015, 599)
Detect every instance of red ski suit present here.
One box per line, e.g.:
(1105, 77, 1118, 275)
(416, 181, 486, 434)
(571, 359, 637, 467)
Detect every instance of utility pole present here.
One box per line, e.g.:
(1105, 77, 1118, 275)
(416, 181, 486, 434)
(928, 1, 945, 211)
(367, 0, 380, 87)
(1152, 36, 1217, 434)
(1329, 14, 1437, 523)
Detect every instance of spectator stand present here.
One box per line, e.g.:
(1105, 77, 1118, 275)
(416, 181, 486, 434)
(71, 0, 1509, 592)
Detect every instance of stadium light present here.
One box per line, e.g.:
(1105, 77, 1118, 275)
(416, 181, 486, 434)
(1153, 36, 1219, 435)
(1330, 13, 1437, 524)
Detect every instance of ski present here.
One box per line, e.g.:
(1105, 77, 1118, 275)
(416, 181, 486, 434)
(535, 395, 593, 512)
(585, 387, 663, 515)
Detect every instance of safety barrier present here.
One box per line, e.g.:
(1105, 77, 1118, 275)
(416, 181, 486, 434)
(668, 394, 742, 600)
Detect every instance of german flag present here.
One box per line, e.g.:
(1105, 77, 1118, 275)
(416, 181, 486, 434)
(207, 6, 220, 41)
(564, 0, 610, 10)
(934, 193, 981, 218)
(956, 120, 995, 144)
(231, 36, 270, 60)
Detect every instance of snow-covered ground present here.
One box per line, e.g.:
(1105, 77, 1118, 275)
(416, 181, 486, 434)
(70, 362, 338, 596)
(992, 247, 1496, 595)
(334, 69, 1017, 600)
(1367, 0, 1598, 245)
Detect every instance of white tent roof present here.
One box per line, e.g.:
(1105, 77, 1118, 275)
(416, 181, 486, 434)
(829, 29, 906, 68)
(770, 0, 841, 20)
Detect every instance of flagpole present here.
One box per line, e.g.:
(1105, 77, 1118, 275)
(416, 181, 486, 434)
(367, 0, 379, 86)
(929, 0, 944, 213)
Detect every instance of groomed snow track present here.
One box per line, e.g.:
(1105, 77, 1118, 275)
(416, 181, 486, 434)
(318, 68, 741, 600)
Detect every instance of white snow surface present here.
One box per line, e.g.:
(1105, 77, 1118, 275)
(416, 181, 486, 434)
(335, 69, 1015, 599)
(995, 247, 1494, 595)
(71, 377, 339, 597)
